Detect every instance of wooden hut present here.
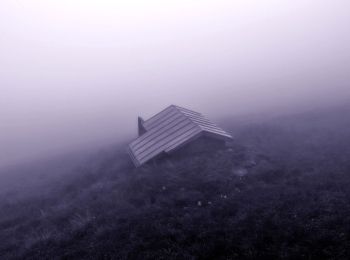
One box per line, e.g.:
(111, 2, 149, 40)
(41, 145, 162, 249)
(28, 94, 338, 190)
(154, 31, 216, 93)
(127, 105, 232, 167)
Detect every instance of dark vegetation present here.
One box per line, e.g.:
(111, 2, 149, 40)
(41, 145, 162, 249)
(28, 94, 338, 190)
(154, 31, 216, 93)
(1, 105, 350, 259)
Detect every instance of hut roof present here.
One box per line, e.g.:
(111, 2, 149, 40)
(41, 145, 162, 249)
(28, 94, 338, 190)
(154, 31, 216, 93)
(128, 105, 232, 167)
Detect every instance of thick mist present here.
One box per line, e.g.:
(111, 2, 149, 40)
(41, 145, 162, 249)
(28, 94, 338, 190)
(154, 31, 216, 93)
(1, 0, 350, 167)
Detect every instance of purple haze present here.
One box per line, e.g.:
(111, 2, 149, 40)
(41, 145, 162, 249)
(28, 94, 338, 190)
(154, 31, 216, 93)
(0, 0, 349, 167)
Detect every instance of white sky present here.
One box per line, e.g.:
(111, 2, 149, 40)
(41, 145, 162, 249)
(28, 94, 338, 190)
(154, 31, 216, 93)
(0, 0, 350, 167)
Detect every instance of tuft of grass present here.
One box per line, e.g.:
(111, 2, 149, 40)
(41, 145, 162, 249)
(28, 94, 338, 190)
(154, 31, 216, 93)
(70, 211, 95, 231)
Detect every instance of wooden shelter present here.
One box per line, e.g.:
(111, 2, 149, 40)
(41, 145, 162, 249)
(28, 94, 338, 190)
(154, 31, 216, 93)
(127, 105, 232, 167)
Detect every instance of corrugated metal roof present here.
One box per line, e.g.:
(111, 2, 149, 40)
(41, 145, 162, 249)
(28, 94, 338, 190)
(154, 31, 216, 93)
(128, 105, 232, 167)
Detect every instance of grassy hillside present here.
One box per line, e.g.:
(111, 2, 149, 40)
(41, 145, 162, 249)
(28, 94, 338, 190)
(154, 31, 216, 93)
(1, 106, 350, 259)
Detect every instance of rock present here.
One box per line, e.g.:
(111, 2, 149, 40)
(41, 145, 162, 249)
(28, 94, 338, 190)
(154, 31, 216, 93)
(232, 167, 248, 177)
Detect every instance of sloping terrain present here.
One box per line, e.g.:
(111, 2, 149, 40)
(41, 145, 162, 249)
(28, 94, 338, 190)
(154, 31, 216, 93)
(1, 106, 350, 259)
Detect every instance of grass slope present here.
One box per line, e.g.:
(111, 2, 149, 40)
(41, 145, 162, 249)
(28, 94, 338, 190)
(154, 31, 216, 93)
(1, 106, 350, 259)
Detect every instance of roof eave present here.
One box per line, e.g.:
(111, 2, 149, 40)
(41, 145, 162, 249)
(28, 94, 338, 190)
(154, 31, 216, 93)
(127, 146, 141, 167)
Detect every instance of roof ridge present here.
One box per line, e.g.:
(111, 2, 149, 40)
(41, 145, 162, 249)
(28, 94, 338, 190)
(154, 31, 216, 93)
(172, 105, 202, 115)
(179, 110, 233, 138)
(180, 110, 205, 133)
(143, 105, 175, 124)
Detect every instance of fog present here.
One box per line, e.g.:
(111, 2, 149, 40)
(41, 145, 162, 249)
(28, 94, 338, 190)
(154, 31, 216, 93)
(1, 0, 350, 168)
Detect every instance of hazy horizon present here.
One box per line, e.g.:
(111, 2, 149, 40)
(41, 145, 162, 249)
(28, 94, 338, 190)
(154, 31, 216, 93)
(1, 0, 350, 168)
